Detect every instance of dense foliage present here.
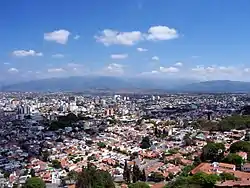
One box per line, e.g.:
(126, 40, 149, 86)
(230, 141, 250, 153)
(23, 177, 46, 188)
(222, 153, 244, 167)
(165, 171, 236, 188)
(201, 142, 225, 162)
(191, 115, 250, 132)
(140, 136, 151, 149)
(128, 182, 150, 188)
(76, 164, 115, 188)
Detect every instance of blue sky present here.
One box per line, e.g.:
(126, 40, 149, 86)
(1, 0, 250, 83)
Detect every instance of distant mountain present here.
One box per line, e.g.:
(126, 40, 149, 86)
(2, 77, 250, 93)
(179, 80, 250, 93)
(0, 76, 194, 92)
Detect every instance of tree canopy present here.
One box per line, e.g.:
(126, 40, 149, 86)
(230, 141, 250, 153)
(76, 164, 115, 188)
(23, 177, 46, 188)
(222, 153, 244, 166)
(201, 142, 225, 162)
(140, 136, 151, 149)
(128, 182, 150, 188)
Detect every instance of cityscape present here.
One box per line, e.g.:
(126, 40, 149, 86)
(2, 0, 250, 188)
(0, 92, 250, 187)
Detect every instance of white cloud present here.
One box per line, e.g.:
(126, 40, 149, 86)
(95, 29, 143, 46)
(47, 68, 65, 73)
(52, 54, 64, 58)
(44, 29, 70, 44)
(12, 50, 43, 57)
(137, 47, 148, 52)
(160, 66, 179, 73)
(175, 62, 183, 66)
(95, 26, 178, 46)
(3, 62, 10, 65)
(74, 35, 80, 40)
(147, 26, 178, 41)
(8, 68, 19, 73)
(191, 66, 235, 74)
(152, 56, 159, 61)
(104, 63, 124, 74)
(110, 54, 128, 59)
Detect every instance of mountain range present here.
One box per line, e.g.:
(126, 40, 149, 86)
(1, 76, 250, 93)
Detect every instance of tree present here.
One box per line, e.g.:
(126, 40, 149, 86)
(219, 172, 237, 181)
(123, 160, 131, 184)
(76, 164, 115, 188)
(191, 172, 220, 188)
(183, 134, 195, 146)
(132, 163, 141, 183)
(30, 168, 36, 177)
(148, 172, 165, 182)
(223, 153, 244, 167)
(140, 169, 146, 181)
(201, 142, 225, 162)
(168, 172, 174, 180)
(128, 182, 150, 188)
(230, 141, 250, 153)
(41, 150, 50, 162)
(51, 160, 62, 169)
(97, 142, 106, 148)
(23, 177, 46, 188)
(193, 156, 202, 166)
(68, 170, 78, 182)
(140, 136, 151, 149)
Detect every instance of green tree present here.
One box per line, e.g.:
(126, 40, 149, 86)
(68, 170, 78, 182)
(30, 168, 36, 177)
(194, 156, 202, 166)
(123, 160, 131, 184)
(201, 142, 225, 162)
(51, 159, 62, 169)
(219, 172, 237, 181)
(230, 141, 250, 153)
(97, 142, 106, 148)
(132, 163, 141, 183)
(191, 172, 220, 188)
(223, 153, 244, 167)
(76, 164, 115, 188)
(128, 182, 150, 188)
(140, 136, 151, 149)
(23, 177, 46, 188)
(148, 172, 165, 182)
(140, 169, 147, 182)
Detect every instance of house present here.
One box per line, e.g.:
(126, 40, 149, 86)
(241, 163, 250, 172)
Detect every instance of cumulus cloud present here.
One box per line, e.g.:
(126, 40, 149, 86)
(95, 29, 143, 46)
(104, 63, 124, 74)
(52, 54, 64, 58)
(152, 56, 159, 61)
(147, 26, 178, 41)
(137, 47, 148, 52)
(47, 68, 65, 73)
(12, 50, 43, 57)
(160, 66, 179, 73)
(95, 25, 178, 46)
(44, 29, 70, 44)
(110, 54, 128, 59)
(8, 68, 19, 73)
(175, 62, 183, 67)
